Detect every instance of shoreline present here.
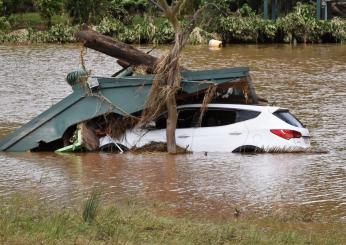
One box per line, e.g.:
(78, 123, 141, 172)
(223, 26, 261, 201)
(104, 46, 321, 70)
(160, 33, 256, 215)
(0, 192, 345, 244)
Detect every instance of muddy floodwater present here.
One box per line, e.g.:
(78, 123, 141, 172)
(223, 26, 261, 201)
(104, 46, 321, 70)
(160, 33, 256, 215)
(0, 44, 345, 221)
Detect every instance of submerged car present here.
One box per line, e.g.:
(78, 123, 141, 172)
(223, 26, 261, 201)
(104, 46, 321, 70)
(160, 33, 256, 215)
(103, 104, 311, 153)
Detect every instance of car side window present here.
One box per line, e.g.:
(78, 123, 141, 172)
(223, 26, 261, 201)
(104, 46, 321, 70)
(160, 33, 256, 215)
(155, 109, 199, 129)
(177, 109, 199, 128)
(155, 115, 167, 129)
(156, 108, 260, 129)
(236, 110, 261, 123)
(201, 110, 236, 127)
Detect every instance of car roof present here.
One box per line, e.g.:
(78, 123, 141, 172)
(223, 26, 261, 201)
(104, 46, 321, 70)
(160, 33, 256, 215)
(177, 104, 284, 113)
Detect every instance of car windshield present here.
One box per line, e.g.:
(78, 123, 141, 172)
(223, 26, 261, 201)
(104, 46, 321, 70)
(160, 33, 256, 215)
(273, 110, 304, 128)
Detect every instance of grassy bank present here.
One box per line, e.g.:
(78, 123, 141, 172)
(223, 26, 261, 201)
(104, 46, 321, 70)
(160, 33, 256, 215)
(1, 3, 346, 45)
(5, 12, 68, 29)
(0, 193, 345, 245)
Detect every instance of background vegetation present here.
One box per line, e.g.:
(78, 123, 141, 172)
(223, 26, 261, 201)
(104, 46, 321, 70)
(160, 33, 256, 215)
(0, 0, 345, 44)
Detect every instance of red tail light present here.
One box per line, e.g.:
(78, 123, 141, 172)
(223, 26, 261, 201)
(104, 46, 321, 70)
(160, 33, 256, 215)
(270, 129, 302, 140)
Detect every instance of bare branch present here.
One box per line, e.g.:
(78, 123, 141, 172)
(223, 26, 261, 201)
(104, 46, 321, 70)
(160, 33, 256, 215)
(149, 0, 165, 12)
(157, 0, 172, 14)
(172, 0, 187, 16)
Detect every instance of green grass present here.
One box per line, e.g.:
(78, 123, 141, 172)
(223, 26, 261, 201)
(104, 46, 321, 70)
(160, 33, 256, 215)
(9, 12, 69, 29)
(0, 194, 345, 245)
(82, 190, 100, 223)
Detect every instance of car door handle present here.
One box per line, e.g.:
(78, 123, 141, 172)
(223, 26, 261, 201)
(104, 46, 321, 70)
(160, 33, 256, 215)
(178, 135, 190, 139)
(229, 132, 242, 136)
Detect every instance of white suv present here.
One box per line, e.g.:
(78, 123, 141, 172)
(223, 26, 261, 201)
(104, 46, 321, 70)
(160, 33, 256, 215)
(105, 104, 311, 153)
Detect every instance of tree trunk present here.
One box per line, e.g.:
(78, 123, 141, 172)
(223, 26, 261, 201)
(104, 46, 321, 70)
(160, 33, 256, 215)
(162, 19, 184, 154)
(47, 16, 52, 28)
(75, 27, 158, 70)
(166, 94, 177, 153)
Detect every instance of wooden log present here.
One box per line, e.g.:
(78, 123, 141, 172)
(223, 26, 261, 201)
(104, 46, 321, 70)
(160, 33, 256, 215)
(75, 27, 158, 70)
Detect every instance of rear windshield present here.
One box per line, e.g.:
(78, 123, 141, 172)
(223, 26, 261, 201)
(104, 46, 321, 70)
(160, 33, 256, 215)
(273, 110, 304, 128)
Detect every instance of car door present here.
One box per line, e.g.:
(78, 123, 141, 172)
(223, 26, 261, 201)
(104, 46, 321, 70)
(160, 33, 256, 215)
(175, 108, 197, 151)
(137, 108, 196, 150)
(192, 109, 249, 152)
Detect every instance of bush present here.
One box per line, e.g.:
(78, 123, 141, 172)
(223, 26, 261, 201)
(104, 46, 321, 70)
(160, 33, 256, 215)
(121, 0, 148, 13)
(0, 16, 11, 31)
(132, 21, 156, 43)
(329, 17, 346, 43)
(28, 24, 76, 43)
(277, 3, 318, 43)
(257, 19, 277, 42)
(1, 29, 29, 43)
(188, 27, 213, 45)
(153, 19, 174, 44)
(33, 0, 64, 27)
(65, 0, 110, 24)
(47, 24, 75, 43)
(219, 15, 260, 43)
(97, 17, 125, 36)
(116, 21, 153, 44)
(107, 0, 129, 23)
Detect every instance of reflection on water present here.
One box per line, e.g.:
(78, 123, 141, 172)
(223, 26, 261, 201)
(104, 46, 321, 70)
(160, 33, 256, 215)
(0, 44, 345, 220)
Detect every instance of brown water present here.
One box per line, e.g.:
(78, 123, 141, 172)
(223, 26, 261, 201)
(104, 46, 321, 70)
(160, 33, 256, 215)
(0, 44, 345, 221)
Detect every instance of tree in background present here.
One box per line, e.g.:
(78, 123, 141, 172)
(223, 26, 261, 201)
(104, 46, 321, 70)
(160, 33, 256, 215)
(0, 0, 3, 16)
(120, 0, 148, 14)
(2, 0, 35, 15)
(34, 0, 63, 27)
(65, 0, 110, 24)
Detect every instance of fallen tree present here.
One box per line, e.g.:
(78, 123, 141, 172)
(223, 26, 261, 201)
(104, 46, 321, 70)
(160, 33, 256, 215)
(75, 25, 158, 71)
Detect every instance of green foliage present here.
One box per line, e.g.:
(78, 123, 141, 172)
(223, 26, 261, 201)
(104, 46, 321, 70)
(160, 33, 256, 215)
(1, 1, 346, 44)
(238, 3, 255, 17)
(0, 28, 29, 43)
(188, 27, 213, 44)
(33, 0, 63, 27)
(7, 12, 66, 29)
(277, 3, 317, 43)
(106, 17, 174, 44)
(46, 23, 75, 42)
(121, 0, 148, 12)
(65, 0, 109, 24)
(219, 15, 260, 43)
(2, 0, 35, 15)
(119, 22, 156, 44)
(82, 190, 100, 224)
(275, 3, 346, 43)
(0, 16, 11, 31)
(107, 0, 129, 23)
(28, 24, 75, 43)
(200, 0, 234, 13)
(329, 17, 346, 43)
(152, 19, 174, 44)
(258, 19, 277, 42)
(97, 17, 125, 36)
